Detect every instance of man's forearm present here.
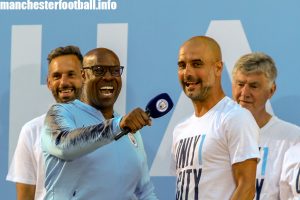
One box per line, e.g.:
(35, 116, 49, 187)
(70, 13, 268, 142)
(230, 184, 255, 200)
(16, 183, 35, 200)
(231, 158, 257, 200)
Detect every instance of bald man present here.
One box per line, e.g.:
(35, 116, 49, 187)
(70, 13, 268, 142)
(170, 36, 260, 200)
(41, 48, 157, 199)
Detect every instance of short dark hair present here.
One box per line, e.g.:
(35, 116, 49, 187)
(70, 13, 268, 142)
(47, 45, 83, 65)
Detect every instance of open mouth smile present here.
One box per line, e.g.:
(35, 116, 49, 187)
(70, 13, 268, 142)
(99, 86, 114, 96)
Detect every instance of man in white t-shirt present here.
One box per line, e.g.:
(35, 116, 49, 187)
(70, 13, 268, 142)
(231, 52, 300, 200)
(280, 143, 300, 199)
(6, 45, 85, 200)
(171, 36, 260, 200)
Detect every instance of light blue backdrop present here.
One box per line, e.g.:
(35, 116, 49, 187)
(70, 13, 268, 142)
(1, 1, 300, 199)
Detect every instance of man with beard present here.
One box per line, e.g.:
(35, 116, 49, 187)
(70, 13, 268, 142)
(41, 48, 158, 199)
(6, 45, 85, 200)
(170, 36, 260, 200)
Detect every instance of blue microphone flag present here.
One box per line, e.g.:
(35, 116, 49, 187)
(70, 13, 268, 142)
(114, 93, 173, 140)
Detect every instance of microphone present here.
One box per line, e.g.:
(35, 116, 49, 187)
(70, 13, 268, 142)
(114, 93, 174, 140)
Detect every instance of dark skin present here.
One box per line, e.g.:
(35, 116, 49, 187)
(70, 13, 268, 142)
(83, 48, 122, 119)
(82, 48, 151, 132)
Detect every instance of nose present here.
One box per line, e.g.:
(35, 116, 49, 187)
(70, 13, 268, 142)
(102, 69, 113, 80)
(240, 85, 251, 97)
(60, 74, 71, 86)
(183, 64, 195, 80)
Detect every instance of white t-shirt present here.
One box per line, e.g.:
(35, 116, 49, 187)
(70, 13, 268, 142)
(256, 116, 300, 200)
(280, 143, 300, 200)
(171, 97, 260, 200)
(6, 114, 46, 200)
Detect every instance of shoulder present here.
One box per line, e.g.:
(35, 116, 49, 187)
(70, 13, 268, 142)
(47, 100, 85, 118)
(272, 116, 300, 131)
(218, 97, 254, 123)
(50, 100, 95, 114)
(23, 114, 46, 126)
(269, 116, 300, 139)
(218, 98, 259, 138)
(282, 143, 300, 173)
(21, 114, 46, 133)
(174, 115, 193, 129)
(285, 143, 300, 160)
(49, 99, 78, 110)
(12, 115, 46, 158)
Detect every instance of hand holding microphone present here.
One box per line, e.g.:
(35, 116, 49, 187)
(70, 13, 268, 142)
(114, 93, 174, 140)
(119, 107, 152, 134)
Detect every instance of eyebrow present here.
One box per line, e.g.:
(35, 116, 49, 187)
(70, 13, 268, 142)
(191, 59, 204, 64)
(177, 61, 184, 65)
(88, 65, 120, 68)
(236, 80, 260, 85)
(177, 59, 204, 64)
(249, 82, 260, 86)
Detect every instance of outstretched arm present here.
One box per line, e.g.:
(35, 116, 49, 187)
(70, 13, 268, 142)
(42, 104, 151, 161)
(42, 104, 122, 161)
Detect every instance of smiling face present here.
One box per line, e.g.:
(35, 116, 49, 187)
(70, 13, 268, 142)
(83, 49, 122, 113)
(47, 54, 84, 103)
(232, 70, 275, 116)
(177, 38, 222, 102)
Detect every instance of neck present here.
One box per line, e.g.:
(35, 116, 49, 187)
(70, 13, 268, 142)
(81, 97, 114, 120)
(193, 89, 225, 117)
(253, 110, 272, 128)
(99, 107, 114, 120)
(100, 110, 114, 119)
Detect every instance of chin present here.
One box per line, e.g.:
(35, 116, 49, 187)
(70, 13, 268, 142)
(97, 98, 114, 106)
(240, 104, 252, 110)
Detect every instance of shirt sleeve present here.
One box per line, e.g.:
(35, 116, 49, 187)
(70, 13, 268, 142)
(41, 103, 122, 161)
(280, 145, 300, 199)
(133, 132, 158, 200)
(169, 135, 178, 176)
(6, 121, 38, 184)
(224, 108, 260, 164)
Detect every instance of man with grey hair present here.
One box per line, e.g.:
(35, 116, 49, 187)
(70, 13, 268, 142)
(232, 52, 300, 200)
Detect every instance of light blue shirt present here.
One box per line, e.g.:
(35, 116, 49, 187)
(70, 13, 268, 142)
(41, 100, 157, 200)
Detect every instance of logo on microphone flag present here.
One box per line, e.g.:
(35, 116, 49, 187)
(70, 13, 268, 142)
(156, 99, 168, 113)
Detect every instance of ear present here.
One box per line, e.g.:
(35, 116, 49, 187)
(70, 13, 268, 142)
(269, 82, 276, 99)
(47, 76, 51, 89)
(214, 61, 223, 76)
(81, 69, 86, 81)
